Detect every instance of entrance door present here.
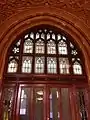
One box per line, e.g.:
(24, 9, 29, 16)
(2, 83, 89, 120)
(17, 84, 46, 120)
(17, 84, 73, 120)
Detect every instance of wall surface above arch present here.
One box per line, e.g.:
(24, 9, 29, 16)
(0, 0, 90, 28)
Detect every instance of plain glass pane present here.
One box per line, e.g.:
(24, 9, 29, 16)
(20, 88, 31, 120)
(61, 88, 71, 120)
(50, 88, 60, 120)
(34, 88, 44, 120)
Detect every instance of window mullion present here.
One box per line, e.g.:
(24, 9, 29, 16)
(67, 39, 73, 74)
(45, 32, 47, 74)
(56, 36, 59, 74)
(18, 37, 24, 73)
(32, 33, 35, 74)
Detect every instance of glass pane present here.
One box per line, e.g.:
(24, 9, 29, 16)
(47, 33, 50, 40)
(35, 57, 45, 73)
(70, 42, 74, 48)
(47, 57, 57, 74)
(30, 32, 34, 39)
(52, 33, 55, 40)
(50, 88, 60, 120)
(7, 56, 18, 73)
(34, 88, 44, 120)
(20, 88, 31, 120)
(71, 49, 78, 55)
(61, 88, 71, 120)
(35, 40, 44, 53)
(12, 40, 21, 54)
(23, 39, 33, 53)
(2, 87, 14, 120)
(73, 61, 82, 74)
(58, 40, 67, 54)
(59, 58, 69, 74)
(47, 40, 56, 54)
(62, 36, 66, 40)
(41, 33, 45, 39)
(36, 33, 40, 39)
(57, 34, 61, 40)
(22, 56, 32, 73)
(24, 34, 29, 39)
(77, 89, 87, 120)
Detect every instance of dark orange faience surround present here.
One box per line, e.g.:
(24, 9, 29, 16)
(0, 3, 90, 120)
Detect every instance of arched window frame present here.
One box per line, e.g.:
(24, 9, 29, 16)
(5, 26, 86, 79)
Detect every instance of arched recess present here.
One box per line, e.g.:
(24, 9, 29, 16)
(0, 6, 90, 84)
(0, 6, 90, 120)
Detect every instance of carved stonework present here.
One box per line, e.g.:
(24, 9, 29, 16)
(0, 0, 6, 4)
(0, 0, 90, 27)
(30, 0, 46, 5)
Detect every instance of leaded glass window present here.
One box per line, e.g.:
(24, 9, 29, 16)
(8, 56, 18, 73)
(35, 57, 45, 73)
(7, 26, 84, 75)
(73, 61, 82, 74)
(47, 40, 56, 54)
(47, 57, 57, 73)
(23, 39, 33, 53)
(35, 40, 44, 53)
(58, 40, 67, 55)
(59, 58, 69, 74)
(22, 57, 32, 73)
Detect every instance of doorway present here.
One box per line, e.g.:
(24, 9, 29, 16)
(1, 25, 88, 120)
(2, 83, 88, 120)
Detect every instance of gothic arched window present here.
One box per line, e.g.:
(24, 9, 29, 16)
(6, 26, 84, 75)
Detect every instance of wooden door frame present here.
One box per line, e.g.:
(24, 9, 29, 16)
(1, 81, 88, 120)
